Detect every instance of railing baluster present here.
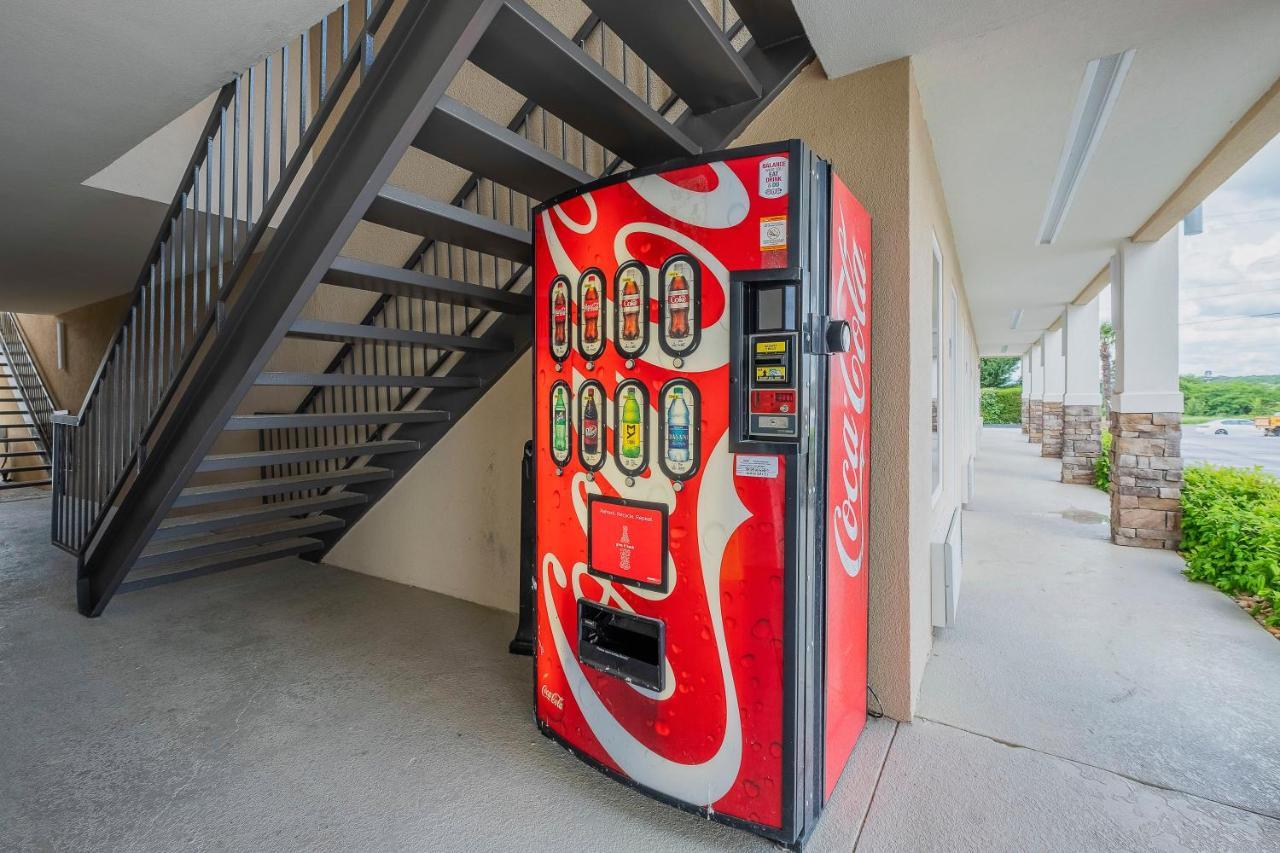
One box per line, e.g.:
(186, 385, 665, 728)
(54, 1, 395, 554)
(264, 54, 272, 214)
(247, 65, 255, 232)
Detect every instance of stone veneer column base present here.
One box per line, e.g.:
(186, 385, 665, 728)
(1027, 399, 1044, 443)
(1021, 399, 1030, 434)
(1041, 401, 1064, 458)
(1061, 404, 1101, 484)
(1109, 411, 1182, 550)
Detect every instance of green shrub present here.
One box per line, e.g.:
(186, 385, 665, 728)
(980, 386, 1022, 424)
(1181, 463, 1280, 626)
(1094, 430, 1112, 492)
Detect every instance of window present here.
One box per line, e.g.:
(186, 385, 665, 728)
(931, 237, 943, 500)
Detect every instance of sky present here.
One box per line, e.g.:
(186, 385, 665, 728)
(1177, 135, 1280, 377)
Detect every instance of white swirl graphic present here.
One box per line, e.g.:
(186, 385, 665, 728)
(554, 191, 598, 234)
(542, 432, 748, 805)
(628, 162, 749, 229)
(541, 210, 582, 282)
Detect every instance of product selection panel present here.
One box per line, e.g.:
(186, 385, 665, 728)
(745, 283, 799, 441)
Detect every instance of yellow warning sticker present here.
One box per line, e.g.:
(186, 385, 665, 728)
(755, 365, 787, 382)
(760, 215, 787, 251)
(755, 340, 787, 355)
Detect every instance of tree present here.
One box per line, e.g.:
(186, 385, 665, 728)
(1100, 321, 1115, 407)
(980, 356, 1019, 388)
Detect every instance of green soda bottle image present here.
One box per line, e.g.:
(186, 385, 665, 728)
(552, 386, 569, 456)
(621, 387, 642, 459)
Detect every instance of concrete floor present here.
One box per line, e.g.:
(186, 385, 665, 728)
(2, 431, 1279, 851)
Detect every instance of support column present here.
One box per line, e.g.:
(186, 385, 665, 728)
(1027, 338, 1044, 443)
(1041, 327, 1066, 458)
(1109, 231, 1183, 550)
(1020, 353, 1030, 433)
(1061, 297, 1103, 484)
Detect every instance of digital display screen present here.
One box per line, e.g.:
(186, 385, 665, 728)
(753, 285, 794, 331)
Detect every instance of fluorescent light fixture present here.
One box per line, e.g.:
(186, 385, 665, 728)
(1037, 49, 1135, 245)
(1010, 308, 1024, 330)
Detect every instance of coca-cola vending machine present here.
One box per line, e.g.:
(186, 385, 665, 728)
(531, 140, 871, 847)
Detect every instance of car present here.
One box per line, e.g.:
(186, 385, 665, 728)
(1195, 418, 1261, 436)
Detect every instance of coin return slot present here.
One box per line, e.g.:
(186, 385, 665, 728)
(577, 600, 664, 692)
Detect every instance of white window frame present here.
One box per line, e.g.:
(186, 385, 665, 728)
(931, 235, 944, 504)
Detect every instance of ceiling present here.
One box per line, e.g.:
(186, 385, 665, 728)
(0, 0, 342, 314)
(795, 0, 1280, 355)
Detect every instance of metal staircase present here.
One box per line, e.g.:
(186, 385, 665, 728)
(51, 0, 813, 616)
(0, 312, 56, 489)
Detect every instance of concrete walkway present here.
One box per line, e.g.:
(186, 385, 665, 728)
(2, 430, 1279, 851)
(862, 428, 1280, 851)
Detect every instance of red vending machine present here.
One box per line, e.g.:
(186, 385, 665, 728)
(531, 140, 871, 847)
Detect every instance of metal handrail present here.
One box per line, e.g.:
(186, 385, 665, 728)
(52, 0, 391, 554)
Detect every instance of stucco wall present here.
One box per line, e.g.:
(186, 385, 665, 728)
(17, 293, 133, 413)
(326, 350, 531, 611)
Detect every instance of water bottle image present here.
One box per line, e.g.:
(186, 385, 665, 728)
(666, 387, 690, 465)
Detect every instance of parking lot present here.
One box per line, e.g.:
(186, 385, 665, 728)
(1182, 428, 1280, 477)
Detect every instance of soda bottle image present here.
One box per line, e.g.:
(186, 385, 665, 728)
(582, 278, 601, 346)
(620, 273, 642, 343)
(621, 387, 642, 459)
(583, 389, 600, 455)
(552, 286, 568, 348)
(667, 267, 691, 340)
(666, 387, 690, 464)
(552, 386, 569, 457)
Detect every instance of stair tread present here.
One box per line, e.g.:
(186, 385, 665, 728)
(225, 411, 450, 430)
(469, 0, 700, 166)
(0, 450, 46, 458)
(287, 318, 510, 353)
(325, 255, 532, 313)
(139, 515, 344, 564)
(156, 493, 368, 539)
(727, 0, 807, 50)
(0, 479, 50, 490)
(178, 467, 392, 500)
(0, 464, 50, 474)
(581, 0, 760, 114)
(120, 537, 325, 592)
(198, 440, 420, 472)
(414, 96, 593, 200)
(255, 372, 484, 389)
(364, 185, 532, 263)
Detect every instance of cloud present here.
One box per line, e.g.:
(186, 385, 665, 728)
(1179, 135, 1280, 376)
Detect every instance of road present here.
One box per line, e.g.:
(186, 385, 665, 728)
(1181, 429, 1280, 477)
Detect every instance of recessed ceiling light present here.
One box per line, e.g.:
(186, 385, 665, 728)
(1010, 309, 1024, 330)
(1037, 49, 1135, 246)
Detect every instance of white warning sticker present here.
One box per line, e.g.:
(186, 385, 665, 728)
(734, 454, 780, 479)
(759, 155, 788, 198)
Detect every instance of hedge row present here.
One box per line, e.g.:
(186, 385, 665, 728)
(1181, 463, 1280, 626)
(980, 386, 1022, 424)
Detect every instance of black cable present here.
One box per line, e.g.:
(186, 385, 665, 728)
(866, 684, 884, 719)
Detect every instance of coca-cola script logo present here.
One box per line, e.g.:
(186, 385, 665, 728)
(541, 684, 565, 710)
(830, 207, 869, 578)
